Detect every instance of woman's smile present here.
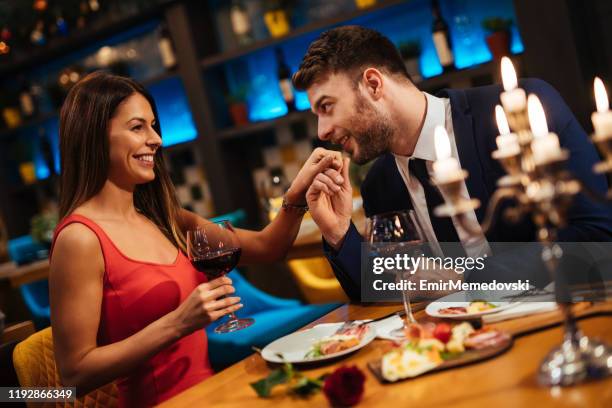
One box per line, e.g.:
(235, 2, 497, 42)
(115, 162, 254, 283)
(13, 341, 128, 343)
(133, 153, 155, 168)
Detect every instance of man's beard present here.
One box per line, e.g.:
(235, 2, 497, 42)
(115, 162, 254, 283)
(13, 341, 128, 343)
(348, 93, 394, 165)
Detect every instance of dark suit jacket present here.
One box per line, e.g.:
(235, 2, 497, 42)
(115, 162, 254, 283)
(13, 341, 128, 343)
(324, 79, 612, 301)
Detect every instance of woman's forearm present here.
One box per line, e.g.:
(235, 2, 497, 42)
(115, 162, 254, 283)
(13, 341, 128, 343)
(59, 312, 182, 395)
(242, 206, 304, 263)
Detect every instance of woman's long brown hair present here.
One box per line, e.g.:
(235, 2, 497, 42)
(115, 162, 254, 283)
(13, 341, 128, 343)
(58, 71, 186, 252)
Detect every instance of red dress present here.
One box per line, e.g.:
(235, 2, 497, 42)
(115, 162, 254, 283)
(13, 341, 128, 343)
(52, 214, 214, 407)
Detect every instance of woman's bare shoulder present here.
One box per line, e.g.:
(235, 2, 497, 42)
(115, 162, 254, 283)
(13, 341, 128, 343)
(51, 222, 103, 274)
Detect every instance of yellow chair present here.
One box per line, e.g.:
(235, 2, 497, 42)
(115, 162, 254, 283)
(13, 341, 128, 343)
(288, 257, 349, 304)
(13, 327, 118, 408)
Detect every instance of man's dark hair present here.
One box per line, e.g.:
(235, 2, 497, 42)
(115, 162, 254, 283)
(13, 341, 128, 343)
(292, 25, 410, 91)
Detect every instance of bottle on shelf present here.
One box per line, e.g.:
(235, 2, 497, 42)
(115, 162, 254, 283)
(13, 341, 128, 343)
(56, 66, 84, 103)
(30, 80, 53, 115)
(0, 26, 11, 56)
(0, 39, 9, 56)
(431, 0, 454, 72)
(0, 87, 22, 129)
(30, 19, 47, 46)
(33, 0, 48, 13)
(230, 0, 253, 45)
(275, 47, 295, 112)
(30, 0, 48, 46)
(54, 8, 69, 37)
(76, 0, 91, 29)
(157, 23, 177, 70)
(88, 0, 101, 13)
(19, 77, 36, 119)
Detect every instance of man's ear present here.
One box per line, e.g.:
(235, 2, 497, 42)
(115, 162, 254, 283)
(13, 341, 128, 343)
(361, 68, 384, 101)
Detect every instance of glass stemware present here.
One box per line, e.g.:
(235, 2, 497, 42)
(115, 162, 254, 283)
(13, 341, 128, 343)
(367, 210, 425, 338)
(187, 220, 254, 333)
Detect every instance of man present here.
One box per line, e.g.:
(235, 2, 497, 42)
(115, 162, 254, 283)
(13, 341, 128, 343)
(293, 26, 612, 301)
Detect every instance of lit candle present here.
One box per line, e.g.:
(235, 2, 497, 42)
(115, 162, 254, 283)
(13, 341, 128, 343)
(500, 57, 527, 113)
(528, 94, 562, 165)
(495, 105, 520, 155)
(433, 126, 461, 182)
(592, 77, 612, 137)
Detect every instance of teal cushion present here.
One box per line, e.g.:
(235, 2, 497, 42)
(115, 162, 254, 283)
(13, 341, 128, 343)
(206, 302, 340, 371)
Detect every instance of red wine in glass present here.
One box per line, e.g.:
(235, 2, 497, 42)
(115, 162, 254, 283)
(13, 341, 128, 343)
(187, 221, 254, 333)
(192, 248, 242, 279)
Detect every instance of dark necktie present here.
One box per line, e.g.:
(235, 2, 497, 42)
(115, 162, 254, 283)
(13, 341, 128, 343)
(408, 158, 465, 255)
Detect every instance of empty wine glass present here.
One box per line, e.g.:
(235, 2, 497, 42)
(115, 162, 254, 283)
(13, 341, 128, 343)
(367, 210, 425, 338)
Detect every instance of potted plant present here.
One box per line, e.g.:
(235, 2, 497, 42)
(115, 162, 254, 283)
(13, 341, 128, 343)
(30, 210, 58, 248)
(398, 40, 422, 82)
(226, 85, 249, 126)
(482, 17, 513, 60)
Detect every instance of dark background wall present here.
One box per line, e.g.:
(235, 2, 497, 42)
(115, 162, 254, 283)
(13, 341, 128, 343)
(514, 0, 612, 132)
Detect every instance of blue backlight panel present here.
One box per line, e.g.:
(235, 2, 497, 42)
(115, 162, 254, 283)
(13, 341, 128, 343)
(147, 76, 198, 147)
(224, 0, 523, 122)
(33, 116, 60, 180)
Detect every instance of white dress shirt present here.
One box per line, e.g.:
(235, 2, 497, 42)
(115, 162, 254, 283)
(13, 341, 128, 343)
(393, 92, 491, 258)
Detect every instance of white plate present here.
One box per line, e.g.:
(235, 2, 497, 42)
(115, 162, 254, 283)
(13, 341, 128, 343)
(261, 323, 376, 364)
(426, 291, 520, 319)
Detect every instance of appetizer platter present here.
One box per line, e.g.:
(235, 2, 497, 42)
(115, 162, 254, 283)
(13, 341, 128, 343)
(368, 320, 512, 383)
(261, 322, 375, 364)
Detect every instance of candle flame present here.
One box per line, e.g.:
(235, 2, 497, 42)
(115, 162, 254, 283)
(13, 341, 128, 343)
(527, 94, 548, 138)
(594, 77, 609, 113)
(501, 57, 518, 92)
(495, 105, 510, 135)
(434, 126, 451, 160)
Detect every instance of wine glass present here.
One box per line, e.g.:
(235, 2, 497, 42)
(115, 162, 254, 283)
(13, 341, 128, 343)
(186, 220, 254, 333)
(367, 210, 425, 338)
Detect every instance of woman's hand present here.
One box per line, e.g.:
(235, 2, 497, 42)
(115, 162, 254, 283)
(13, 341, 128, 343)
(170, 276, 242, 336)
(284, 147, 344, 205)
(306, 157, 353, 249)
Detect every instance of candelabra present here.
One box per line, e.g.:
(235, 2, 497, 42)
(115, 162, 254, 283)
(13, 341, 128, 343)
(431, 57, 612, 386)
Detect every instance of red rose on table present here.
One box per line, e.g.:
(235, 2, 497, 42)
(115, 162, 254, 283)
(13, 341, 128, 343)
(323, 365, 365, 407)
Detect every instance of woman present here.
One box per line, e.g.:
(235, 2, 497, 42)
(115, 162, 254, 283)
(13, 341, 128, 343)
(49, 72, 348, 407)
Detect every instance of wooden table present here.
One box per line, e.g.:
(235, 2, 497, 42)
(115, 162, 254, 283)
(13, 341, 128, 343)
(160, 302, 612, 408)
(1, 320, 35, 345)
(0, 259, 49, 288)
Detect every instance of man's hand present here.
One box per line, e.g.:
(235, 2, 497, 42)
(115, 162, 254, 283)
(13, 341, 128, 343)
(285, 148, 343, 205)
(306, 157, 353, 250)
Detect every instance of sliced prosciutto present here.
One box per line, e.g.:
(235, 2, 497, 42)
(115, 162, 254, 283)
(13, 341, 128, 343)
(438, 306, 468, 315)
(306, 322, 370, 358)
(464, 328, 511, 350)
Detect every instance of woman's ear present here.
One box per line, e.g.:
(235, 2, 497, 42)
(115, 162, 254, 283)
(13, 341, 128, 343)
(361, 68, 384, 101)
